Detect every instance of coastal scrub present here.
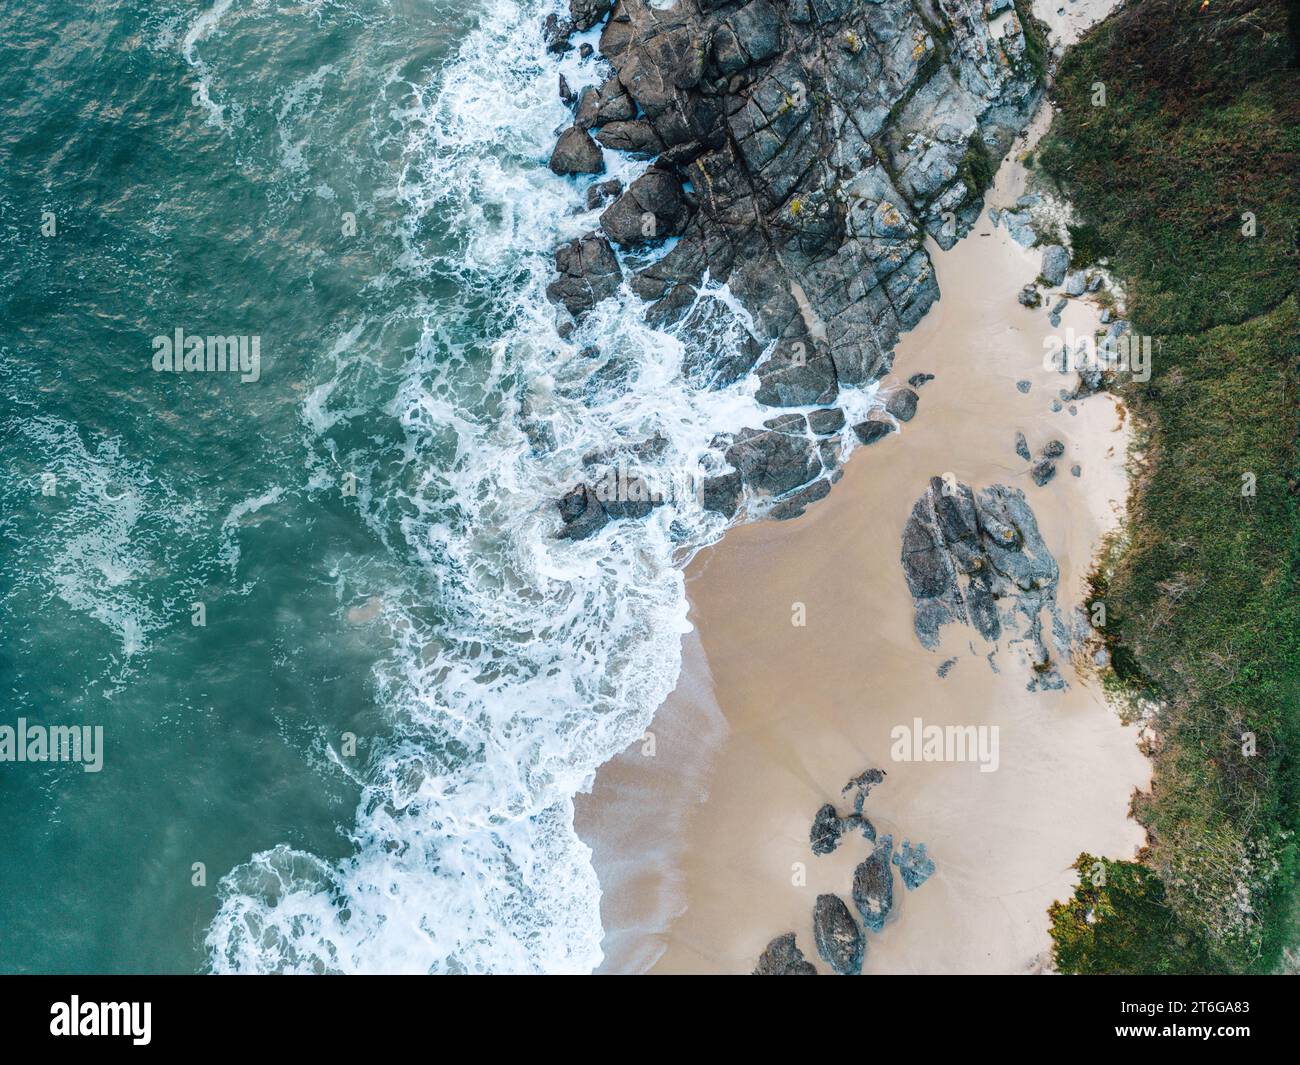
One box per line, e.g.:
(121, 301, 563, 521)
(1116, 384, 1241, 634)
(1039, 0, 1300, 973)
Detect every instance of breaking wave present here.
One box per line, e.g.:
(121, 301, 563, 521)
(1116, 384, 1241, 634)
(205, 0, 875, 973)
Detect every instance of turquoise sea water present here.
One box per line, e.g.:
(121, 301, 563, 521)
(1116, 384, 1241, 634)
(0, 0, 872, 972)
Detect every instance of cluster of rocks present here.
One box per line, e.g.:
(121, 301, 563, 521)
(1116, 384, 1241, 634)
(988, 191, 1041, 246)
(1018, 434, 1064, 485)
(1014, 240, 1106, 324)
(544, 0, 1046, 537)
(754, 767, 935, 976)
(900, 475, 1070, 689)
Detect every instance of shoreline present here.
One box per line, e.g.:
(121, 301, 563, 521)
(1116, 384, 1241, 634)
(574, 22, 1151, 968)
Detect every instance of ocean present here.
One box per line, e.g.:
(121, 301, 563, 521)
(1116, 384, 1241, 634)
(0, 0, 874, 973)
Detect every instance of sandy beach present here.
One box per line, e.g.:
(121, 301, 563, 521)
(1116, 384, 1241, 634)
(575, 18, 1151, 972)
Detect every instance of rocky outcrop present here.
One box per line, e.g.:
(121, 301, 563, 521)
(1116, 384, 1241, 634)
(753, 932, 818, 975)
(549, 125, 606, 175)
(559, 0, 1041, 384)
(900, 476, 1070, 689)
(546, 233, 623, 318)
(600, 169, 691, 246)
(885, 386, 919, 422)
(545, 0, 1045, 531)
(1039, 243, 1070, 286)
(810, 800, 874, 855)
(724, 422, 823, 497)
(852, 835, 894, 933)
(813, 894, 864, 975)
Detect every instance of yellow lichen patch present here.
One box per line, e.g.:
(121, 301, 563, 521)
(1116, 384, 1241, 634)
(789, 198, 804, 217)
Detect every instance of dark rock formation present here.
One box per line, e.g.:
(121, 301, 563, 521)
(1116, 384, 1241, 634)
(570, 0, 615, 33)
(842, 767, 886, 815)
(811, 803, 846, 856)
(753, 932, 818, 975)
(541, 0, 1044, 527)
(701, 469, 743, 518)
(549, 125, 606, 175)
(807, 406, 845, 436)
(769, 476, 831, 520)
(724, 424, 821, 497)
(852, 835, 895, 933)
(596, 119, 666, 158)
(547, 0, 1043, 394)
(543, 14, 575, 55)
(575, 76, 638, 129)
(1040, 244, 1070, 286)
(813, 894, 864, 975)
(546, 233, 623, 318)
(601, 169, 690, 247)
(885, 386, 919, 422)
(585, 178, 624, 211)
(907, 372, 935, 388)
(900, 477, 1071, 686)
(1030, 457, 1056, 486)
(1014, 431, 1031, 461)
(556, 484, 609, 540)
(556, 464, 668, 538)
(852, 417, 894, 445)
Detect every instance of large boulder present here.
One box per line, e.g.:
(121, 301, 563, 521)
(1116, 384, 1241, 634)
(852, 417, 895, 445)
(570, 0, 614, 32)
(851, 835, 895, 933)
(1040, 244, 1070, 287)
(753, 932, 818, 975)
(600, 170, 691, 246)
(549, 125, 605, 175)
(724, 425, 820, 497)
(556, 484, 608, 540)
(700, 469, 743, 518)
(885, 386, 919, 422)
(546, 233, 623, 317)
(813, 894, 864, 976)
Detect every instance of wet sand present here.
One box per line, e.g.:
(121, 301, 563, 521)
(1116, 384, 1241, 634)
(576, 2, 1147, 974)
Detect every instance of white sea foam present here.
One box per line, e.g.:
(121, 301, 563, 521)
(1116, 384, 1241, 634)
(7, 415, 202, 666)
(205, 0, 882, 974)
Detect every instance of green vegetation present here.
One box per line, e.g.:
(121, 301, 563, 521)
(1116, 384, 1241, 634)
(1049, 854, 1218, 974)
(956, 131, 995, 198)
(1038, 0, 1300, 973)
(1012, 0, 1051, 83)
(1065, 222, 1108, 268)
